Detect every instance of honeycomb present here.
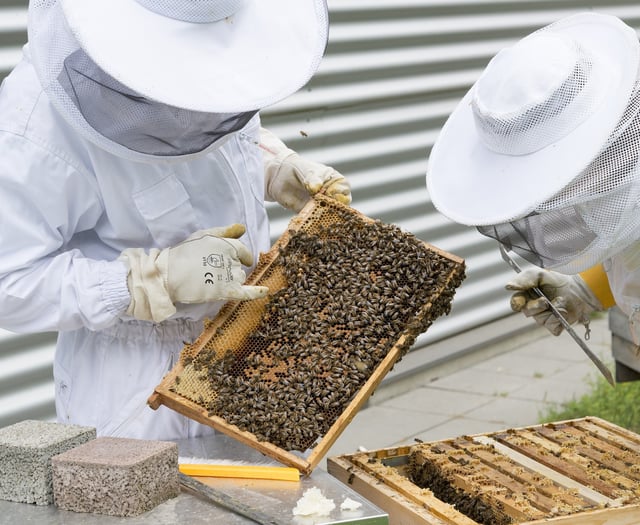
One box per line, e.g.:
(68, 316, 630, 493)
(167, 195, 465, 452)
(407, 420, 640, 524)
(329, 418, 640, 524)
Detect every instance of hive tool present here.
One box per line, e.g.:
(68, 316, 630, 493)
(499, 244, 615, 387)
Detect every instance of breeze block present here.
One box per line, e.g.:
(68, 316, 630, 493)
(51, 436, 179, 516)
(0, 420, 96, 505)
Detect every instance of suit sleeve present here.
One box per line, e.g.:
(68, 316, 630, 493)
(0, 134, 130, 333)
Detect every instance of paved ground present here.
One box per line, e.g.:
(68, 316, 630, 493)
(323, 312, 614, 465)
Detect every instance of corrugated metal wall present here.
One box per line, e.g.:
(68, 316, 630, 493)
(1, 0, 637, 427)
(0, 1, 53, 427)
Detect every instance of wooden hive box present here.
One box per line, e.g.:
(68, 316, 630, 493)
(327, 417, 640, 524)
(148, 194, 465, 475)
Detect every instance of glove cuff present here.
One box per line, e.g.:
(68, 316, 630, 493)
(264, 150, 299, 203)
(119, 248, 176, 323)
(573, 274, 604, 313)
(260, 126, 297, 202)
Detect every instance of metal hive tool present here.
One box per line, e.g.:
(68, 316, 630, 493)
(148, 194, 466, 474)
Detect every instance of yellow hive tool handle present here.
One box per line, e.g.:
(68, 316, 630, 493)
(179, 463, 300, 482)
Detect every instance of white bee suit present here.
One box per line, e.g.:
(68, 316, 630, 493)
(0, 48, 271, 439)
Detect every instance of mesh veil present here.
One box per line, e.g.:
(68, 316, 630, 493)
(28, 1, 257, 161)
(472, 38, 601, 156)
(135, 0, 246, 22)
(478, 64, 640, 274)
(59, 49, 256, 157)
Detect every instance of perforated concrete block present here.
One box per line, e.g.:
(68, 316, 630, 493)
(0, 420, 96, 505)
(51, 437, 179, 516)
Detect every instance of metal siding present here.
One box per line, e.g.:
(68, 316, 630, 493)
(0, 3, 26, 81)
(0, 1, 53, 427)
(0, 330, 56, 427)
(0, 1, 635, 426)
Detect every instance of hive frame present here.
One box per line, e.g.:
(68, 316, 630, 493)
(148, 195, 465, 475)
(327, 417, 640, 524)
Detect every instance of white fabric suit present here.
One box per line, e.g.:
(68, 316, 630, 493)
(0, 47, 271, 439)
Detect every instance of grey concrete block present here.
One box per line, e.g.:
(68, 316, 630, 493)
(51, 437, 179, 517)
(0, 420, 96, 505)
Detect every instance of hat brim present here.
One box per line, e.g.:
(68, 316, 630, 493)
(59, 0, 328, 113)
(426, 13, 640, 226)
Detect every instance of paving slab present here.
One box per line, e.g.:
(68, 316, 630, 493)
(470, 350, 577, 379)
(510, 374, 594, 405)
(410, 417, 511, 444)
(428, 366, 529, 396)
(380, 387, 493, 416)
(463, 396, 557, 428)
(325, 406, 451, 460)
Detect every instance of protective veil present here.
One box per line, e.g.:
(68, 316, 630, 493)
(28, 2, 258, 160)
(59, 48, 257, 157)
(427, 13, 640, 275)
(477, 80, 640, 275)
(28, 0, 328, 160)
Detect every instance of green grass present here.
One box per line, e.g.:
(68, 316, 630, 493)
(539, 373, 640, 432)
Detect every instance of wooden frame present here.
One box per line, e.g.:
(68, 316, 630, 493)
(327, 417, 640, 524)
(148, 195, 465, 475)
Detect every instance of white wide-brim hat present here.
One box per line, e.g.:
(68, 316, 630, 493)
(426, 13, 640, 226)
(32, 0, 328, 113)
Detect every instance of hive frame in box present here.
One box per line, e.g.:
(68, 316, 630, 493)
(148, 195, 465, 475)
(327, 417, 640, 524)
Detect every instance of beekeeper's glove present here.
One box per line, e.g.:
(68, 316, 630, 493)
(506, 269, 602, 336)
(260, 127, 352, 212)
(119, 224, 268, 323)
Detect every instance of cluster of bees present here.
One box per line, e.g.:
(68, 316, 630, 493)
(409, 443, 515, 525)
(178, 203, 464, 451)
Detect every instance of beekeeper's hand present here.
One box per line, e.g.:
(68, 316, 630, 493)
(506, 269, 602, 336)
(119, 224, 268, 323)
(260, 127, 351, 212)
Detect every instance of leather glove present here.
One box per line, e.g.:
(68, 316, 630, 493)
(505, 269, 602, 336)
(260, 127, 352, 212)
(119, 224, 268, 323)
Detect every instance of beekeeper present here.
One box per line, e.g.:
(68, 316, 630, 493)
(426, 14, 640, 344)
(0, 0, 350, 440)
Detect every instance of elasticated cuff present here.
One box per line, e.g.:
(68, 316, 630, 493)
(100, 259, 135, 318)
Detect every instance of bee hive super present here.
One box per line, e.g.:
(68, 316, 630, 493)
(148, 194, 465, 474)
(327, 417, 640, 524)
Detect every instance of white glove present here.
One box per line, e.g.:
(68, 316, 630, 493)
(505, 269, 602, 336)
(119, 224, 269, 323)
(260, 127, 352, 212)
